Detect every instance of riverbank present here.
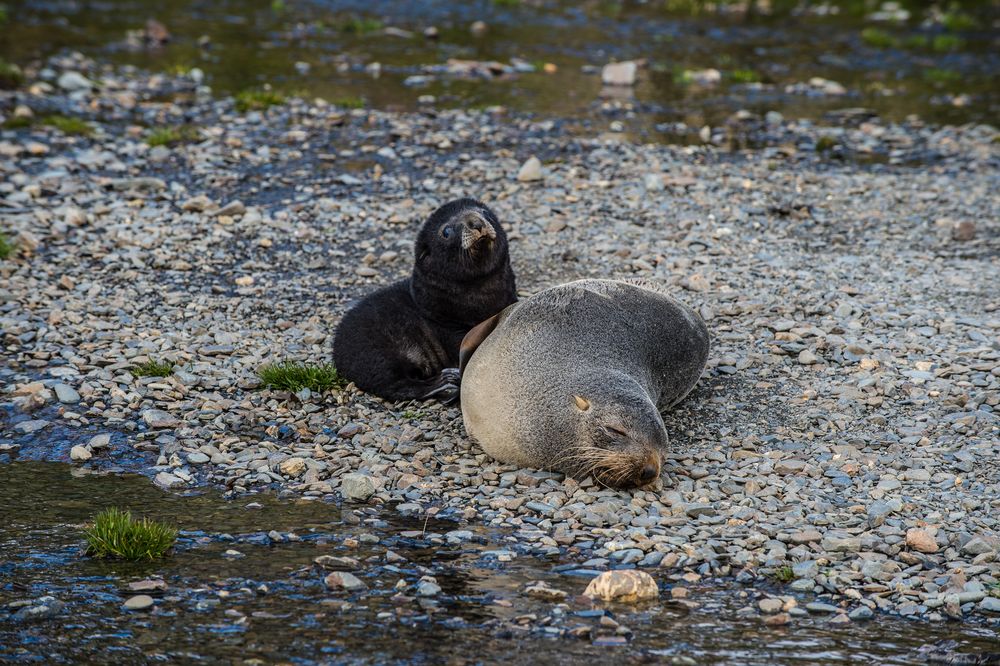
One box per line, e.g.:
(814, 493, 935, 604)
(2, 53, 999, 633)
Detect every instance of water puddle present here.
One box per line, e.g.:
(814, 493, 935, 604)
(1, 0, 996, 139)
(1, 461, 997, 664)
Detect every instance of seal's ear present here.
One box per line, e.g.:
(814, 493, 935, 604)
(459, 312, 503, 374)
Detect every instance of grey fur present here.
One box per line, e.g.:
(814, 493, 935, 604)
(460, 278, 710, 489)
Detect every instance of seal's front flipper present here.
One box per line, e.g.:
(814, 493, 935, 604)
(422, 368, 460, 403)
(459, 308, 511, 374)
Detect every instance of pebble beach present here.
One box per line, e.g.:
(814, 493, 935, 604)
(2, 51, 1000, 633)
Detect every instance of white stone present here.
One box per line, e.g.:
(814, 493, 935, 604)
(70, 445, 92, 461)
(601, 61, 637, 86)
(517, 156, 543, 182)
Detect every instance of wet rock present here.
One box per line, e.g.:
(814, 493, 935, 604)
(123, 595, 155, 611)
(848, 606, 874, 621)
(70, 445, 92, 461)
(324, 572, 367, 592)
(762, 613, 791, 626)
(759, 598, 783, 614)
(128, 579, 168, 593)
(805, 602, 840, 613)
(279, 457, 306, 477)
(525, 582, 568, 601)
(88, 434, 111, 449)
(341, 473, 377, 501)
(416, 576, 442, 596)
(54, 383, 80, 404)
(154, 472, 184, 489)
(584, 570, 658, 603)
(14, 420, 49, 434)
(143, 410, 180, 429)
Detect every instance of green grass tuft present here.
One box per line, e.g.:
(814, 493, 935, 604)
(132, 359, 175, 378)
(923, 67, 961, 85)
(234, 88, 286, 112)
(0, 232, 14, 259)
(271, 0, 286, 13)
(258, 361, 342, 393)
(769, 566, 795, 583)
(0, 4, 8, 25)
(42, 115, 93, 136)
(729, 69, 759, 83)
(861, 27, 898, 48)
(942, 11, 976, 32)
(815, 136, 838, 152)
(84, 508, 177, 561)
(0, 58, 24, 89)
(333, 96, 365, 109)
(340, 16, 383, 34)
(932, 34, 965, 52)
(904, 34, 930, 49)
(2, 115, 33, 129)
(492, 0, 521, 6)
(146, 125, 200, 147)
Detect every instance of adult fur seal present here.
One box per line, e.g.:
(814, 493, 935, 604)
(459, 278, 709, 489)
(334, 198, 516, 402)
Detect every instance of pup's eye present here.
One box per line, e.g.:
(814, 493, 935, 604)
(440, 226, 452, 239)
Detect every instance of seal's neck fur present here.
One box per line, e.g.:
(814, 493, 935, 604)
(410, 257, 516, 328)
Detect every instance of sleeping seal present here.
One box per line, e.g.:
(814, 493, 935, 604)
(334, 198, 517, 402)
(459, 278, 709, 489)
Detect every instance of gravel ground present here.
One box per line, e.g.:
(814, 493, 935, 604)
(2, 53, 999, 625)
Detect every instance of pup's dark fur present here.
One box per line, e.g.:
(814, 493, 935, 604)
(333, 198, 516, 401)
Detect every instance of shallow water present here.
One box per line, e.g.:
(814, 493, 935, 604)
(1, 461, 997, 664)
(1, 0, 997, 141)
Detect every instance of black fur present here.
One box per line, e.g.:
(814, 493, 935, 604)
(333, 198, 517, 401)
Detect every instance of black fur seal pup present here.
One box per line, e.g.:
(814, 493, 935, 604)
(459, 278, 709, 489)
(334, 198, 517, 402)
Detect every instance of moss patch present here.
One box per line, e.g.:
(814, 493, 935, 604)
(815, 136, 838, 152)
(146, 125, 200, 147)
(132, 360, 175, 378)
(861, 28, 898, 48)
(258, 361, 342, 393)
(340, 16, 383, 34)
(2, 115, 32, 129)
(729, 69, 759, 83)
(0, 232, 14, 259)
(42, 115, 93, 136)
(0, 58, 24, 89)
(333, 96, 365, 109)
(84, 508, 177, 561)
(234, 88, 286, 112)
(932, 34, 965, 52)
(923, 67, 961, 85)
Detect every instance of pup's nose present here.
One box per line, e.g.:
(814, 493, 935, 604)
(463, 214, 486, 232)
(637, 463, 659, 485)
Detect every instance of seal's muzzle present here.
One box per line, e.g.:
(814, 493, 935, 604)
(460, 211, 497, 251)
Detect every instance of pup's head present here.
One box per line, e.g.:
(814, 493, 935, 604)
(414, 198, 509, 280)
(555, 387, 667, 490)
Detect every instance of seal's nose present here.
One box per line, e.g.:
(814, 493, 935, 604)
(464, 215, 486, 232)
(637, 463, 658, 485)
